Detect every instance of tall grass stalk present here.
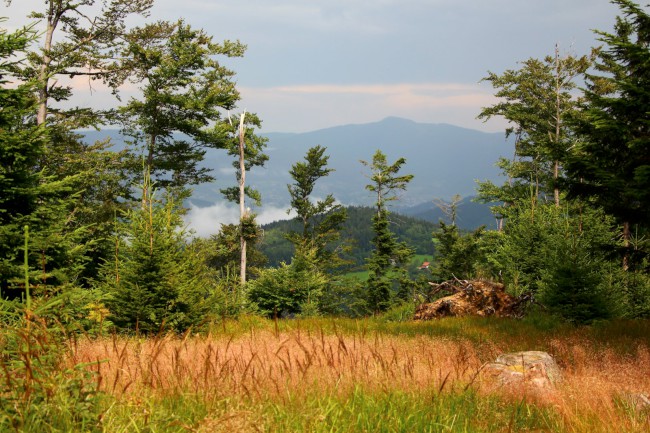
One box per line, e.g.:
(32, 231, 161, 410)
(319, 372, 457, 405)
(24, 224, 30, 309)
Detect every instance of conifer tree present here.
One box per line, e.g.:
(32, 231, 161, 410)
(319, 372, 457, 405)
(0, 23, 91, 296)
(100, 174, 212, 333)
(220, 112, 268, 285)
(361, 150, 414, 313)
(287, 146, 348, 273)
(0, 24, 45, 297)
(119, 20, 246, 193)
(564, 0, 650, 270)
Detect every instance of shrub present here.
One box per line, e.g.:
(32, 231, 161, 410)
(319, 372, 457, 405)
(247, 258, 327, 318)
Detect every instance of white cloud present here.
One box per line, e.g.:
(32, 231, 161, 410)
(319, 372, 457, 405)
(184, 202, 293, 238)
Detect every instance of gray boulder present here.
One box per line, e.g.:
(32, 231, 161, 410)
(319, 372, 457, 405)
(482, 351, 562, 390)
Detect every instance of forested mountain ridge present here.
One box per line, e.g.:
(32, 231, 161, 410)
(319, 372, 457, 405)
(260, 206, 438, 268)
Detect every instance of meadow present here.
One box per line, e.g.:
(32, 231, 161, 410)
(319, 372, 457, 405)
(7, 315, 646, 432)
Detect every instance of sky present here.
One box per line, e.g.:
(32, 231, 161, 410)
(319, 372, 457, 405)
(2, 0, 626, 134)
(0, 0, 635, 235)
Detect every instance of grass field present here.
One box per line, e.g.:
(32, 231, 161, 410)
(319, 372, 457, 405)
(33, 315, 646, 432)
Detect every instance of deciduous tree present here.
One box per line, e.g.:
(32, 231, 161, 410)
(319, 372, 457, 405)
(119, 20, 246, 193)
(478, 49, 590, 217)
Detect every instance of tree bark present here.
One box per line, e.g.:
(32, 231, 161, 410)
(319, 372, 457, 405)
(37, 3, 59, 126)
(238, 112, 247, 286)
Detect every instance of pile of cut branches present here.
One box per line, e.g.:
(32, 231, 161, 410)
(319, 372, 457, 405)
(414, 279, 534, 320)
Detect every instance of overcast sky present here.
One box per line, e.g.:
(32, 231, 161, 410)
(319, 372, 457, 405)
(3, 0, 627, 134)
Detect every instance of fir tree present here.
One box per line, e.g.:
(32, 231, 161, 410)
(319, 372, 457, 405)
(565, 0, 650, 270)
(287, 146, 348, 273)
(100, 175, 211, 333)
(361, 150, 414, 313)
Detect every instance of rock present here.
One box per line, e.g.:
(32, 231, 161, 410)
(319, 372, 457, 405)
(482, 351, 562, 390)
(627, 393, 650, 412)
(415, 280, 528, 320)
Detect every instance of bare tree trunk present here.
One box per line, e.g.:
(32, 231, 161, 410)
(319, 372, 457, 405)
(554, 44, 561, 207)
(142, 134, 156, 209)
(238, 112, 247, 286)
(37, 3, 59, 125)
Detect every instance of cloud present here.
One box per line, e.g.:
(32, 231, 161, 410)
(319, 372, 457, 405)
(240, 82, 506, 133)
(184, 202, 293, 238)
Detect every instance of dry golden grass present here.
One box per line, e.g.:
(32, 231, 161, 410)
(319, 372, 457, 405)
(66, 321, 650, 432)
(72, 329, 487, 399)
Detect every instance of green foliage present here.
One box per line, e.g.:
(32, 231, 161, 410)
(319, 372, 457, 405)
(247, 248, 328, 318)
(119, 19, 246, 191)
(362, 150, 415, 313)
(0, 24, 94, 296)
(261, 206, 436, 269)
(432, 221, 486, 280)
(484, 201, 619, 323)
(564, 0, 650, 268)
(366, 209, 415, 312)
(22, 0, 153, 127)
(360, 150, 414, 212)
(220, 112, 269, 207)
(0, 24, 44, 296)
(478, 48, 591, 208)
(536, 211, 616, 323)
(377, 301, 416, 322)
(98, 178, 213, 333)
(192, 221, 267, 317)
(0, 300, 104, 432)
(611, 251, 650, 319)
(286, 146, 349, 279)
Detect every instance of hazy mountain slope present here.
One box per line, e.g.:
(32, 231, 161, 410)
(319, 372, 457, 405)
(397, 196, 499, 231)
(254, 117, 510, 207)
(81, 117, 510, 229)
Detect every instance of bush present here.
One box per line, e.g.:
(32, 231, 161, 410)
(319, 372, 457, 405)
(247, 261, 327, 318)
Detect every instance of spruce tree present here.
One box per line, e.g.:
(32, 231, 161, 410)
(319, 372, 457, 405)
(565, 0, 650, 270)
(101, 176, 211, 333)
(0, 24, 45, 297)
(287, 146, 348, 273)
(361, 150, 414, 313)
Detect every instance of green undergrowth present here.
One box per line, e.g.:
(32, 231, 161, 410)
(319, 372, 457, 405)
(95, 388, 559, 433)
(95, 386, 649, 433)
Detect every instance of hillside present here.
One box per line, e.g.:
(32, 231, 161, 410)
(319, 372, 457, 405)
(260, 206, 438, 268)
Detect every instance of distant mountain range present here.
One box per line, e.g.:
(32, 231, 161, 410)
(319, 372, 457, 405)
(397, 196, 500, 231)
(81, 117, 511, 230)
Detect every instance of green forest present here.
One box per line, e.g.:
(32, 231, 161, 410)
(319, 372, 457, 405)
(1, 1, 649, 431)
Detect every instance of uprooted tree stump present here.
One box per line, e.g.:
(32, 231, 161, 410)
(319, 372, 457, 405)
(414, 279, 533, 320)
